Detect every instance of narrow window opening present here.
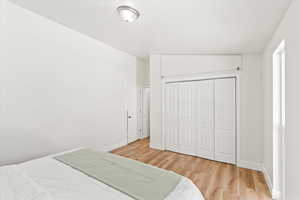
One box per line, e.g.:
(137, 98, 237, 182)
(272, 40, 286, 200)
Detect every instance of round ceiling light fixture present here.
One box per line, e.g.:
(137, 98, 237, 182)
(117, 5, 140, 22)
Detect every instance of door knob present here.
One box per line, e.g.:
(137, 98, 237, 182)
(128, 116, 132, 119)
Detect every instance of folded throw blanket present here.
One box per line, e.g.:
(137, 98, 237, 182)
(55, 148, 181, 200)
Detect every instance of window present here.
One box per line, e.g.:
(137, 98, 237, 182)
(272, 40, 285, 200)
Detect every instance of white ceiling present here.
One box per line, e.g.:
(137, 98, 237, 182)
(10, 0, 291, 57)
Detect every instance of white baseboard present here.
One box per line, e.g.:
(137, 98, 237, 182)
(262, 166, 273, 197)
(139, 135, 150, 139)
(97, 140, 127, 152)
(237, 160, 262, 171)
(150, 143, 164, 150)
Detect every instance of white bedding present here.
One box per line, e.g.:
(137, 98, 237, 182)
(0, 166, 51, 200)
(1, 151, 204, 200)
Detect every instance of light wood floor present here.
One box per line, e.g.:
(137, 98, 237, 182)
(111, 138, 271, 200)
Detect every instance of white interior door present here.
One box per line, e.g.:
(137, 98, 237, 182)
(137, 88, 143, 138)
(214, 78, 236, 164)
(178, 82, 196, 155)
(142, 88, 150, 138)
(194, 80, 215, 160)
(164, 77, 236, 164)
(165, 83, 179, 152)
(125, 82, 137, 144)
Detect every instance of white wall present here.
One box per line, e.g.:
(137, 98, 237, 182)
(161, 55, 242, 76)
(240, 54, 263, 166)
(150, 54, 263, 169)
(262, 0, 300, 199)
(0, 1, 136, 166)
(0, 0, 3, 23)
(136, 58, 150, 88)
(149, 55, 162, 149)
(0, 0, 5, 26)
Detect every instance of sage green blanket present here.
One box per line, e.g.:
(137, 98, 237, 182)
(54, 149, 181, 200)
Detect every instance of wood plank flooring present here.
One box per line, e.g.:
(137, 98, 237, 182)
(111, 138, 271, 200)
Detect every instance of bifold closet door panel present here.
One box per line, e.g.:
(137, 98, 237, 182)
(194, 80, 215, 160)
(165, 83, 179, 152)
(214, 78, 236, 164)
(178, 82, 196, 155)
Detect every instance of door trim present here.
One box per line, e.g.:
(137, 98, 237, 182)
(161, 71, 240, 165)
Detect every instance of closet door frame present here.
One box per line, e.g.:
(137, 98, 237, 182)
(162, 71, 240, 165)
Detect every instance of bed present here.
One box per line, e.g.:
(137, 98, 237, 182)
(0, 148, 204, 200)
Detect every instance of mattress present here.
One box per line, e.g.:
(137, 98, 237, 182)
(0, 149, 205, 200)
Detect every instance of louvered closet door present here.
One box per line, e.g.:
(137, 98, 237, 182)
(194, 80, 215, 160)
(165, 83, 179, 152)
(178, 82, 196, 155)
(214, 78, 236, 164)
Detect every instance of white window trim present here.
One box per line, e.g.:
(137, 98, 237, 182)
(272, 40, 286, 200)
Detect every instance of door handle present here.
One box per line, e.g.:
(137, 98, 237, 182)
(128, 116, 132, 119)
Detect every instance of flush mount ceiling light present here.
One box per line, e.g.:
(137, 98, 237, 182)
(117, 5, 140, 23)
